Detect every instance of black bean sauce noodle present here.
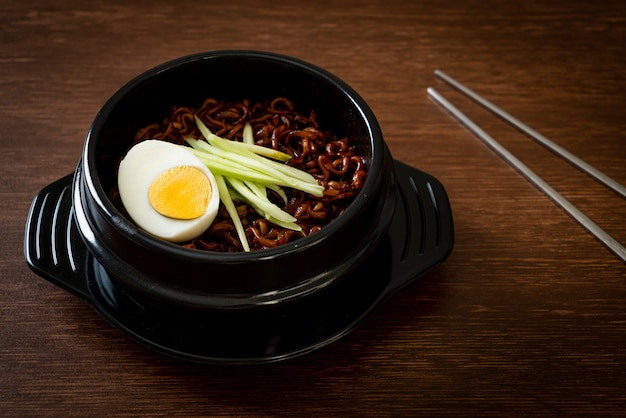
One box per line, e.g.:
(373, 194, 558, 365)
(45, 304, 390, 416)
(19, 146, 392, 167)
(111, 97, 368, 252)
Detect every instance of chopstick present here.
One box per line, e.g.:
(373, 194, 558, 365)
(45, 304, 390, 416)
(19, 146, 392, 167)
(434, 70, 626, 199)
(427, 78, 626, 263)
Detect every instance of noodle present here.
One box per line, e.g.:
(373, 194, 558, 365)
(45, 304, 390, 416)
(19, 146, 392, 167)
(112, 97, 368, 252)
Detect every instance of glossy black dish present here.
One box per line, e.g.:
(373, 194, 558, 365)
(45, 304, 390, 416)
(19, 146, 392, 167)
(76, 50, 398, 311)
(25, 161, 452, 364)
(24, 51, 454, 363)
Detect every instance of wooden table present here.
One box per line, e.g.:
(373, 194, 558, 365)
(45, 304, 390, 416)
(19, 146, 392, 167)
(2, 0, 625, 415)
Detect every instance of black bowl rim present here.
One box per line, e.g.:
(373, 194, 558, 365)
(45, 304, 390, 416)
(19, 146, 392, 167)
(81, 49, 387, 263)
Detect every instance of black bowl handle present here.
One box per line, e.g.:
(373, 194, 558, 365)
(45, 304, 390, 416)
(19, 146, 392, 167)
(24, 173, 91, 301)
(382, 161, 454, 296)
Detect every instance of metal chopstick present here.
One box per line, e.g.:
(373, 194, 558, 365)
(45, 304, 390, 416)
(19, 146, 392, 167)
(426, 86, 626, 263)
(434, 70, 626, 199)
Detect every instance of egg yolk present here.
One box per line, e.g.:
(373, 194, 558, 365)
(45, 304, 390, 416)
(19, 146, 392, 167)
(148, 166, 211, 220)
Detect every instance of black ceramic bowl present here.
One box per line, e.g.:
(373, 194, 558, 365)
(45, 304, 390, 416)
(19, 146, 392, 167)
(74, 50, 397, 311)
(25, 51, 453, 363)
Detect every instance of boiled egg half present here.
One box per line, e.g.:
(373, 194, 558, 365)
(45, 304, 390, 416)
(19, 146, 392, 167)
(117, 140, 220, 242)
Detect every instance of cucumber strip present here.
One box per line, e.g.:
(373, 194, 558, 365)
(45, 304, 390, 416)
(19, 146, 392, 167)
(193, 117, 323, 196)
(242, 181, 300, 231)
(243, 122, 254, 145)
(207, 133, 318, 185)
(214, 174, 250, 252)
(266, 217, 302, 232)
(188, 149, 278, 185)
(195, 115, 291, 161)
(266, 183, 289, 206)
(227, 178, 296, 224)
(189, 144, 323, 196)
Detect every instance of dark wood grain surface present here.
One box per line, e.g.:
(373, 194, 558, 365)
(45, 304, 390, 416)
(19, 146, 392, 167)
(2, 0, 625, 416)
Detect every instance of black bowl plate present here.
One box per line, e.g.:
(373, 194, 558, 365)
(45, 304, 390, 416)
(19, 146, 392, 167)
(24, 161, 453, 364)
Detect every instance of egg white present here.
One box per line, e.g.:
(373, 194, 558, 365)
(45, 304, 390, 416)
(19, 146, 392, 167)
(117, 140, 220, 242)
